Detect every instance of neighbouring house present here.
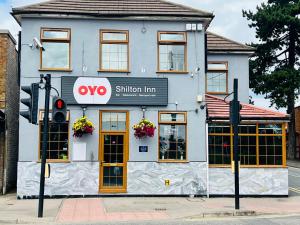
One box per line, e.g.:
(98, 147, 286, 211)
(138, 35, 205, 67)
(0, 30, 19, 194)
(12, 0, 289, 198)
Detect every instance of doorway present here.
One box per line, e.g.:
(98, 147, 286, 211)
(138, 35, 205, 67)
(99, 111, 128, 193)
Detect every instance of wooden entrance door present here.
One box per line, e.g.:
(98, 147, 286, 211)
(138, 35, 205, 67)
(99, 111, 128, 193)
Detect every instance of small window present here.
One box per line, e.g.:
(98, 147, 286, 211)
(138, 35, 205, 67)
(158, 32, 187, 73)
(39, 111, 70, 161)
(206, 62, 228, 94)
(40, 28, 71, 70)
(159, 112, 187, 161)
(100, 30, 129, 72)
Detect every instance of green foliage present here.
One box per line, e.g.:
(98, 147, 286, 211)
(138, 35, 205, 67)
(243, 0, 300, 109)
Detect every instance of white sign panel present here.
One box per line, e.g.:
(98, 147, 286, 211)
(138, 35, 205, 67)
(73, 77, 112, 104)
(73, 142, 87, 161)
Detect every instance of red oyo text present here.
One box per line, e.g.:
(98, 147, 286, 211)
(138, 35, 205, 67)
(78, 85, 107, 96)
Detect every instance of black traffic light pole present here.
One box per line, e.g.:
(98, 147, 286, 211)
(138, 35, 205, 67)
(233, 78, 240, 210)
(38, 74, 51, 218)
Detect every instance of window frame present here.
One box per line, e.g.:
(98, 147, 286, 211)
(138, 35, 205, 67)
(206, 61, 228, 94)
(158, 111, 188, 163)
(99, 29, 130, 73)
(157, 31, 188, 74)
(38, 110, 70, 163)
(40, 27, 72, 71)
(208, 122, 287, 168)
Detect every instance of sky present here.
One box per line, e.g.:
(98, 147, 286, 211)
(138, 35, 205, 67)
(0, 0, 283, 112)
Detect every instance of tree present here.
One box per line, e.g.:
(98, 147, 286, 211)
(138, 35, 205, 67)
(243, 0, 300, 159)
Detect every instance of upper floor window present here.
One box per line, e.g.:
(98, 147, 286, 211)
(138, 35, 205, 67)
(206, 62, 228, 94)
(158, 32, 187, 73)
(100, 30, 129, 72)
(40, 28, 71, 71)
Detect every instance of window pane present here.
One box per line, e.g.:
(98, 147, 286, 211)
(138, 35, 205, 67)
(159, 45, 185, 71)
(207, 63, 227, 70)
(208, 124, 230, 134)
(159, 124, 186, 160)
(259, 136, 282, 165)
(42, 42, 69, 69)
(43, 30, 68, 39)
(101, 44, 128, 70)
(238, 125, 256, 134)
(206, 72, 227, 93)
(259, 124, 282, 134)
(160, 33, 185, 41)
(103, 32, 127, 41)
(101, 112, 126, 131)
(208, 135, 231, 165)
(239, 136, 257, 165)
(160, 113, 185, 123)
(40, 122, 69, 160)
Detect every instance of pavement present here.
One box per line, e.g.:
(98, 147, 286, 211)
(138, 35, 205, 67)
(1, 193, 300, 224)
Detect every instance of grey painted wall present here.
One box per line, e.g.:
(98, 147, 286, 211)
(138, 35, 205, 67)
(19, 18, 208, 162)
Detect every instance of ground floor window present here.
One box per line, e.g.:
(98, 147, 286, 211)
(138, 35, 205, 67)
(158, 112, 187, 161)
(208, 123, 286, 167)
(39, 111, 70, 161)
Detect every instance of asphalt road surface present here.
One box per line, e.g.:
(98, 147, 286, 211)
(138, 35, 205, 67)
(289, 166, 300, 196)
(50, 215, 300, 225)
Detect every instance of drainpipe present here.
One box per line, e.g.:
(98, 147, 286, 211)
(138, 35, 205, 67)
(205, 122, 209, 198)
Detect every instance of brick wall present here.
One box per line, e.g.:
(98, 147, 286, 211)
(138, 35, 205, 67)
(0, 31, 19, 194)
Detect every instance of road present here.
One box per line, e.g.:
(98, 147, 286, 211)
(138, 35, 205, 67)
(20, 215, 300, 225)
(289, 166, 300, 196)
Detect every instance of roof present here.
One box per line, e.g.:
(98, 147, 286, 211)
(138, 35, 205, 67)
(206, 95, 289, 121)
(0, 30, 16, 45)
(207, 31, 254, 53)
(12, 0, 214, 19)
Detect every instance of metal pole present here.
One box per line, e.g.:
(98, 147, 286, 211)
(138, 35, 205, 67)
(38, 74, 51, 218)
(233, 78, 240, 210)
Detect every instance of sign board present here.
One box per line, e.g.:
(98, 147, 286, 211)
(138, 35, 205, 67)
(61, 77, 168, 106)
(139, 146, 148, 152)
(73, 142, 87, 161)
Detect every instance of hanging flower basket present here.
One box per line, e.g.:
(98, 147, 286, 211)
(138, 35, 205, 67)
(72, 116, 95, 138)
(133, 118, 156, 139)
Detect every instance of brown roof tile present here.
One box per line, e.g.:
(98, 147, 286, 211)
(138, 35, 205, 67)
(207, 31, 254, 52)
(12, 0, 214, 18)
(206, 95, 289, 121)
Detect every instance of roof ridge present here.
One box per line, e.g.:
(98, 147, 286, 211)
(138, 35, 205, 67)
(207, 31, 255, 51)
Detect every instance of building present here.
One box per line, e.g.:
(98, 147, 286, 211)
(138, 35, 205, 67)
(12, 0, 289, 197)
(0, 30, 19, 194)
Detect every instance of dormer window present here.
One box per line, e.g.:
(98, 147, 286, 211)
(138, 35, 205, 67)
(206, 62, 228, 94)
(157, 32, 187, 73)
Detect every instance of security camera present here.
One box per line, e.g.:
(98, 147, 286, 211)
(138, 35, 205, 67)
(33, 37, 45, 51)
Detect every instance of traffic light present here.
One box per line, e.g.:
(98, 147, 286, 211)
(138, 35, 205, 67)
(52, 97, 67, 123)
(20, 83, 39, 124)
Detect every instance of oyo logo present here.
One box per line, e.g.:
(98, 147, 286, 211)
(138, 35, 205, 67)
(73, 77, 112, 104)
